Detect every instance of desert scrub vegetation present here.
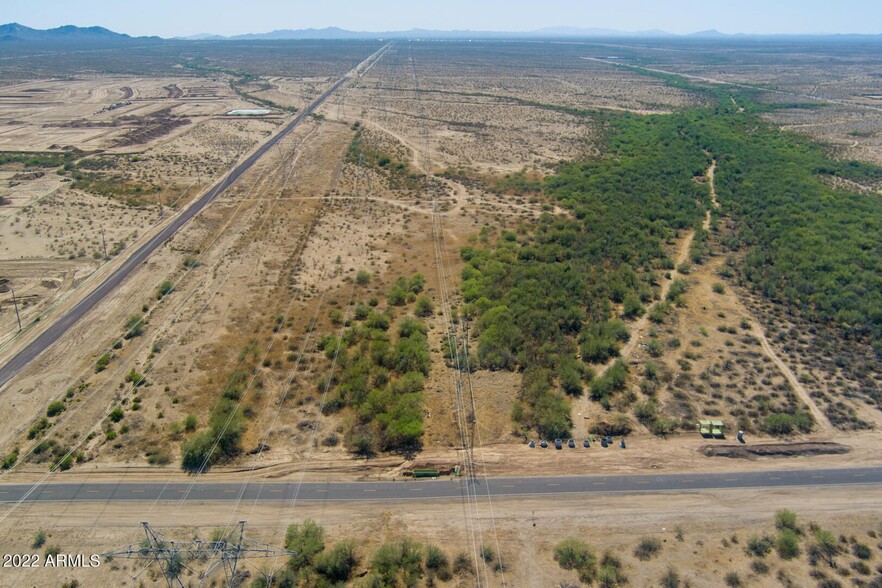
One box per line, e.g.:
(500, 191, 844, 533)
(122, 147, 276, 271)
(458, 106, 711, 436)
(0, 149, 81, 169)
(458, 86, 882, 435)
(265, 519, 464, 587)
(59, 155, 160, 202)
(633, 536, 663, 561)
(347, 127, 421, 190)
(554, 538, 598, 583)
(318, 275, 431, 454)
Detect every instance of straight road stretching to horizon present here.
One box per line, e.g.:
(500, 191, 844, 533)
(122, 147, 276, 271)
(1, 466, 880, 505)
(0, 46, 386, 390)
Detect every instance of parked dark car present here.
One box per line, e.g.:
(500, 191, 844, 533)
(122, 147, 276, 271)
(539, 440, 548, 448)
(528, 440, 535, 448)
(554, 438, 563, 450)
(583, 439, 590, 448)
(600, 438, 608, 448)
(567, 439, 575, 448)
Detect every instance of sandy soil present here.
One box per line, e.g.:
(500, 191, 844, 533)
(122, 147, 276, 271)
(1, 485, 880, 587)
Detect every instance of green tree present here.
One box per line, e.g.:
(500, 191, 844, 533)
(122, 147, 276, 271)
(180, 431, 214, 473)
(371, 538, 423, 586)
(285, 519, 325, 570)
(314, 540, 358, 582)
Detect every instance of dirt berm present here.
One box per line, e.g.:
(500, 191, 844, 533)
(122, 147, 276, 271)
(701, 442, 851, 459)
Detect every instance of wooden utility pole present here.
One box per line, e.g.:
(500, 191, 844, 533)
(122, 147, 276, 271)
(100, 226, 108, 260)
(10, 287, 21, 332)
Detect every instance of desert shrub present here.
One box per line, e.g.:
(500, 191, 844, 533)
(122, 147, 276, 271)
(314, 540, 358, 583)
(156, 280, 173, 299)
(414, 295, 434, 317)
(125, 369, 146, 387)
(646, 338, 664, 357)
(724, 571, 742, 587)
(810, 528, 841, 566)
(622, 293, 645, 318)
(775, 509, 800, 533)
(852, 542, 872, 560)
(123, 314, 144, 339)
(180, 431, 214, 473)
(554, 538, 596, 574)
(751, 559, 770, 574)
(589, 360, 628, 404)
(46, 401, 65, 418)
(660, 567, 681, 588)
(371, 538, 423, 586)
(285, 519, 325, 570)
(666, 279, 689, 304)
(32, 529, 47, 549)
(598, 551, 627, 587)
(356, 270, 371, 285)
(2, 447, 19, 469)
(747, 534, 775, 557)
(776, 529, 801, 560)
(95, 353, 111, 373)
(851, 560, 871, 575)
(146, 450, 171, 466)
(424, 544, 452, 581)
(763, 412, 814, 435)
(590, 413, 633, 437)
(453, 552, 473, 575)
(633, 400, 658, 425)
(651, 417, 679, 436)
(634, 536, 662, 561)
(480, 545, 494, 563)
(45, 545, 61, 557)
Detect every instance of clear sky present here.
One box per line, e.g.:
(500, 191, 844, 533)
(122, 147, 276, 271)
(2, 0, 880, 37)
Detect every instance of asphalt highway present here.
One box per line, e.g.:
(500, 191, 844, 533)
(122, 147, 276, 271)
(0, 72, 351, 390)
(1, 467, 879, 504)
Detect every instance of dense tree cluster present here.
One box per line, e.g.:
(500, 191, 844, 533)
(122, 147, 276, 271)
(322, 276, 431, 454)
(460, 92, 882, 437)
(460, 112, 711, 437)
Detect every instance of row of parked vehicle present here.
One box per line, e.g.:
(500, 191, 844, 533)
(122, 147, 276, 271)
(528, 436, 626, 449)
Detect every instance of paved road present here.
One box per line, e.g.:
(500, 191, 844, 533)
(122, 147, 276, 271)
(1, 467, 879, 504)
(0, 73, 351, 390)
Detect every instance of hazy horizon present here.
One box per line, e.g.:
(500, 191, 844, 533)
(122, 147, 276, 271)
(2, 0, 881, 38)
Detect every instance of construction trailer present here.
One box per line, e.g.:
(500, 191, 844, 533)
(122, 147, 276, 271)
(698, 420, 725, 438)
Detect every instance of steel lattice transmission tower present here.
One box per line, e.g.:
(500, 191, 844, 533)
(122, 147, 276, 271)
(102, 521, 296, 588)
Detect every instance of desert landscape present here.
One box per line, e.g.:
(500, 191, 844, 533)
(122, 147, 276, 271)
(0, 22, 880, 588)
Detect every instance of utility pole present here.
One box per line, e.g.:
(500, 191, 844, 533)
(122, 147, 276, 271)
(10, 287, 21, 332)
(100, 226, 108, 260)
(157, 191, 163, 219)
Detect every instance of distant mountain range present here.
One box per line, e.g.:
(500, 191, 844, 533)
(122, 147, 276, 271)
(0, 22, 157, 43)
(1, 23, 880, 43)
(186, 26, 698, 41)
